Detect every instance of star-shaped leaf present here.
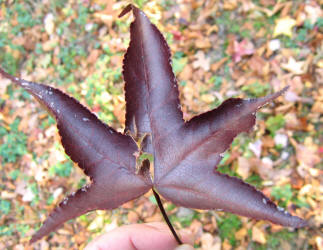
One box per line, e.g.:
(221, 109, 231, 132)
(281, 57, 308, 74)
(273, 16, 296, 38)
(0, 4, 306, 244)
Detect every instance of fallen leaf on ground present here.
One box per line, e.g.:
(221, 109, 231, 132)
(281, 57, 307, 74)
(252, 225, 267, 244)
(193, 51, 210, 71)
(273, 17, 296, 37)
(304, 4, 322, 25)
(232, 39, 255, 63)
(296, 144, 320, 168)
(237, 157, 251, 179)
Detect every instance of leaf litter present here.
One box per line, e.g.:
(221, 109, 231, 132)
(0, 0, 322, 249)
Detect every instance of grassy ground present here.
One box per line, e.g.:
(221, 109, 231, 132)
(0, 0, 322, 249)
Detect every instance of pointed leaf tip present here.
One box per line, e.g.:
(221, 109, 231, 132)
(240, 86, 290, 114)
(119, 4, 134, 18)
(265, 85, 289, 102)
(0, 67, 19, 84)
(122, 0, 183, 151)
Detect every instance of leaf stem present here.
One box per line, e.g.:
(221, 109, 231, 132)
(152, 188, 183, 245)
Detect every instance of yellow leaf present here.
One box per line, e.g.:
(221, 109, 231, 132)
(281, 57, 307, 74)
(87, 215, 104, 231)
(317, 59, 323, 68)
(273, 17, 296, 37)
(252, 226, 267, 244)
(201, 94, 215, 104)
(315, 236, 323, 250)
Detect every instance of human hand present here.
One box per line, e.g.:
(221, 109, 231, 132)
(84, 222, 194, 250)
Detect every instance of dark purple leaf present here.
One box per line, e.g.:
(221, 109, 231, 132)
(0, 68, 152, 243)
(0, 4, 306, 243)
(121, 5, 183, 155)
(120, 5, 306, 228)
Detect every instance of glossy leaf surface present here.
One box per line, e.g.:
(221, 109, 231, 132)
(0, 4, 306, 243)
(0, 68, 152, 243)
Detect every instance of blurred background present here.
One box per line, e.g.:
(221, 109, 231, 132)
(0, 0, 322, 249)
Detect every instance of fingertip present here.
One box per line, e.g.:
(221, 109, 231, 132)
(175, 244, 195, 250)
(84, 223, 195, 250)
(179, 228, 194, 246)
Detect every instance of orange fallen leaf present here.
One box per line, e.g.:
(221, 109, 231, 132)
(223, 0, 238, 10)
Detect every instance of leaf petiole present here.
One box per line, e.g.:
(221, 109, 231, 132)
(153, 188, 183, 245)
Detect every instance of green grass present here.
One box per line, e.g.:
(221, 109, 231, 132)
(0, 118, 27, 164)
(49, 161, 74, 177)
(242, 82, 271, 98)
(252, 229, 298, 250)
(29, 183, 40, 206)
(0, 198, 11, 216)
(245, 174, 263, 189)
(8, 169, 20, 181)
(0, 223, 31, 238)
(0, 224, 14, 237)
(209, 75, 223, 91)
(40, 116, 56, 129)
(172, 52, 187, 75)
(217, 214, 242, 246)
(265, 114, 285, 136)
(0, 2, 41, 74)
(133, 0, 149, 8)
(271, 184, 293, 207)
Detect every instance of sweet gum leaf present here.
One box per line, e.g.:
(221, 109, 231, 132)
(0, 4, 306, 244)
